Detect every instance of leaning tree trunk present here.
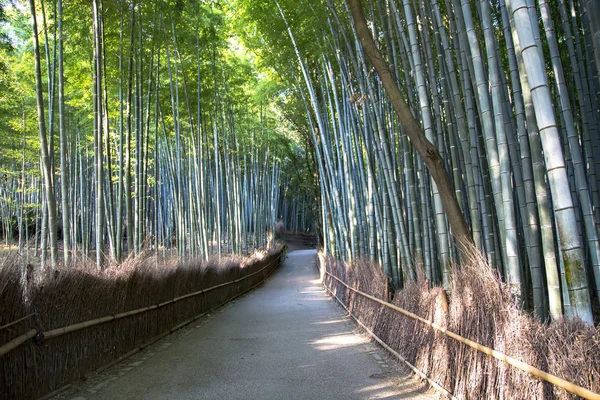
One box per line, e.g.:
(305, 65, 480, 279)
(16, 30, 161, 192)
(346, 0, 473, 260)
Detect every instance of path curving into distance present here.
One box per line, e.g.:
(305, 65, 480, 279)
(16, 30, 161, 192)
(53, 250, 436, 400)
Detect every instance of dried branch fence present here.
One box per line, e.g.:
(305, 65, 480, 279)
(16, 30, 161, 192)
(0, 247, 282, 399)
(320, 253, 600, 399)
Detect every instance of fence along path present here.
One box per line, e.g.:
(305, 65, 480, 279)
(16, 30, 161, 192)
(52, 249, 434, 400)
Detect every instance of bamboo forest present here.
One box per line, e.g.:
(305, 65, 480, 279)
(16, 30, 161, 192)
(1, 0, 600, 398)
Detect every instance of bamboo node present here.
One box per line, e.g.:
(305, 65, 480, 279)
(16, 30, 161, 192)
(33, 331, 44, 344)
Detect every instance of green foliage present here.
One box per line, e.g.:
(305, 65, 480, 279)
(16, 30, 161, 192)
(0, 0, 313, 177)
(0, 0, 318, 258)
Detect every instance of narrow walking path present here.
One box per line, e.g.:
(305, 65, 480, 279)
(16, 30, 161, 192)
(55, 250, 435, 400)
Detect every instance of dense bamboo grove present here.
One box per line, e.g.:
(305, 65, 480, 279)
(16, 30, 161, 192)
(0, 1, 311, 274)
(241, 0, 600, 324)
(1, 0, 599, 327)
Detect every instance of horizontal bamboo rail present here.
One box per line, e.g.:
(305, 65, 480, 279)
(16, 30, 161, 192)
(325, 271, 600, 400)
(37, 261, 279, 400)
(43, 258, 278, 341)
(0, 313, 35, 331)
(0, 329, 37, 357)
(323, 282, 456, 399)
(0, 255, 280, 357)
